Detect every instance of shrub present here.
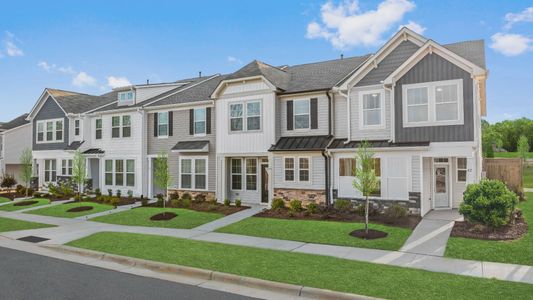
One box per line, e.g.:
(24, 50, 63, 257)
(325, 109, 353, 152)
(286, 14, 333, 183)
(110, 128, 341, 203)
(289, 199, 302, 212)
(110, 197, 120, 207)
(460, 179, 519, 228)
(207, 204, 218, 211)
(141, 198, 148, 207)
(83, 196, 92, 202)
(16, 184, 24, 194)
(354, 203, 380, 217)
(384, 204, 408, 219)
(334, 199, 352, 212)
(170, 199, 180, 208)
(271, 198, 285, 210)
(235, 199, 242, 207)
(179, 198, 191, 208)
(170, 192, 179, 200)
(95, 188, 102, 197)
(48, 183, 61, 197)
(107, 189, 113, 197)
(181, 192, 191, 200)
(59, 182, 73, 197)
(1, 174, 17, 188)
(127, 190, 133, 199)
(224, 199, 231, 206)
(307, 202, 319, 214)
(116, 190, 122, 198)
(74, 194, 82, 201)
(194, 193, 206, 203)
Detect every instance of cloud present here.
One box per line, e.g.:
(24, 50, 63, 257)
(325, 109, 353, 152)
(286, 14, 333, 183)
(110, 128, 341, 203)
(504, 7, 533, 29)
(227, 56, 243, 64)
(107, 76, 131, 89)
(490, 32, 532, 56)
(2, 31, 24, 57)
(37, 61, 76, 75)
(398, 20, 426, 34)
(58, 66, 75, 75)
(72, 72, 97, 87)
(37, 61, 55, 72)
(305, 0, 416, 49)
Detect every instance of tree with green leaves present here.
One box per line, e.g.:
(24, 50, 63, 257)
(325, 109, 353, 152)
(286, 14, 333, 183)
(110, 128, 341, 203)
(352, 141, 380, 235)
(517, 135, 530, 161)
(19, 148, 33, 198)
(154, 152, 172, 210)
(482, 120, 502, 158)
(72, 150, 87, 200)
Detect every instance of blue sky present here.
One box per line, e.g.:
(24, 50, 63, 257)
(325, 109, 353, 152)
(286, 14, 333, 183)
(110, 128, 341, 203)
(0, 0, 531, 123)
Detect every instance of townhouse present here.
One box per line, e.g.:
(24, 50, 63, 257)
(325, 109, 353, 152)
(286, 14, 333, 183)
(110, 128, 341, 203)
(0, 113, 31, 183)
(16, 27, 486, 216)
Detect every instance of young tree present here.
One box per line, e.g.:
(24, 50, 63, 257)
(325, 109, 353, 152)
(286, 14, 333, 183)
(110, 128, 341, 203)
(517, 135, 530, 161)
(19, 148, 33, 198)
(72, 150, 87, 200)
(154, 152, 172, 210)
(352, 141, 380, 235)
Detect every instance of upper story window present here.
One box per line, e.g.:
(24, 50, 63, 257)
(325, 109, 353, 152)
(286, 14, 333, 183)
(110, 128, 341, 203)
(359, 91, 384, 128)
(229, 100, 261, 132)
(74, 120, 80, 136)
(95, 118, 102, 140)
(118, 91, 134, 103)
(36, 119, 63, 143)
(403, 79, 463, 127)
(158, 112, 169, 137)
(293, 99, 310, 129)
(111, 115, 131, 138)
(194, 108, 206, 135)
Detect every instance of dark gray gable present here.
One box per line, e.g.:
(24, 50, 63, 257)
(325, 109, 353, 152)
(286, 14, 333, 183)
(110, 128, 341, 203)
(33, 96, 69, 151)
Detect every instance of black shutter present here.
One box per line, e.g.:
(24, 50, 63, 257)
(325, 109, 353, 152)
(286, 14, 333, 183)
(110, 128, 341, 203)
(287, 100, 293, 130)
(168, 111, 173, 136)
(310, 98, 318, 129)
(189, 109, 194, 135)
(206, 107, 211, 134)
(153, 113, 158, 137)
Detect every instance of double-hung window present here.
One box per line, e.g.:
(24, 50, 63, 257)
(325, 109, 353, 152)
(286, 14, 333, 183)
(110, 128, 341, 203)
(105, 160, 113, 185)
(231, 158, 242, 190)
(403, 79, 463, 127)
(370, 158, 381, 196)
(245, 158, 257, 190)
(229, 100, 261, 132)
(457, 157, 467, 182)
(74, 120, 80, 136)
(112, 117, 121, 138)
(126, 160, 135, 186)
(115, 160, 124, 186)
(44, 159, 57, 182)
(180, 157, 207, 190)
(111, 115, 131, 138)
(284, 157, 311, 182)
(246, 101, 261, 131)
(293, 100, 310, 129)
(122, 116, 131, 137)
(158, 112, 169, 137)
(194, 108, 206, 135)
(62, 159, 73, 176)
(230, 103, 243, 132)
(36, 119, 64, 143)
(360, 91, 384, 128)
(95, 119, 102, 140)
(104, 159, 135, 187)
(37, 123, 44, 142)
(284, 158, 295, 181)
(299, 157, 310, 182)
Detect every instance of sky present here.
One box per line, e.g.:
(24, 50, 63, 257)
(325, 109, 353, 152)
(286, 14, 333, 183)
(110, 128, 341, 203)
(0, 0, 531, 123)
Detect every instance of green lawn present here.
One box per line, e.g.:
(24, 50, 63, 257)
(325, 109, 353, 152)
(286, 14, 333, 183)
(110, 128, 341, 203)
(26, 201, 114, 218)
(92, 207, 223, 229)
(0, 216, 55, 232)
(68, 232, 533, 300)
(524, 165, 533, 188)
(445, 193, 533, 266)
(0, 198, 50, 212)
(494, 152, 533, 159)
(0, 197, 11, 203)
(217, 217, 411, 251)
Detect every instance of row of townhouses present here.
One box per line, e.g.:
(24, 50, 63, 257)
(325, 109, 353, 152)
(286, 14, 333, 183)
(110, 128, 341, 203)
(1, 28, 488, 216)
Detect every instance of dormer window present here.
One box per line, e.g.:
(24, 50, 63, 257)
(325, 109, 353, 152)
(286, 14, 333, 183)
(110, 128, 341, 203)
(118, 91, 134, 103)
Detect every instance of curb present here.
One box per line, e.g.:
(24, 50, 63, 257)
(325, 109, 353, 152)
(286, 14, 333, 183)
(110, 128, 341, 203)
(44, 245, 376, 300)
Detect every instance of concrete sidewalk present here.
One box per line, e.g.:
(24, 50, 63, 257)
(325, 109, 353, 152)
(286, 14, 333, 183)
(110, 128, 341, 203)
(193, 204, 264, 232)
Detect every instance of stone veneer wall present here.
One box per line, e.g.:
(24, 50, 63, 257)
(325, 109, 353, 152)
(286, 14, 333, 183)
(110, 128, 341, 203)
(273, 188, 326, 206)
(334, 191, 421, 215)
(168, 189, 216, 202)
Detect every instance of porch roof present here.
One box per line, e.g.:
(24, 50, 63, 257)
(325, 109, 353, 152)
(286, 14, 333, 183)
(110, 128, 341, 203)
(328, 139, 430, 149)
(65, 141, 84, 151)
(269, 135, 332, 152)
(171, 140, 209, 152)
(82, 148, 105, 154)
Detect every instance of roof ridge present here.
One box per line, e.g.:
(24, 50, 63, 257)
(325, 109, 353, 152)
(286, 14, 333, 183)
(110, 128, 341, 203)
(286, 54, 371, 69)
(443, 39, 484, 46)
(47, 88, 99, 98)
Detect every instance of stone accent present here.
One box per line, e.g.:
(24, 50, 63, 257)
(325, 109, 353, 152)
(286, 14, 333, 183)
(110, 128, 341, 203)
(56, 176, 93, 192)
(168, 189, 216, 202)
(273, 188, 326, 206)
(333, 190, 421, 215)
(30, 177, 39, 190)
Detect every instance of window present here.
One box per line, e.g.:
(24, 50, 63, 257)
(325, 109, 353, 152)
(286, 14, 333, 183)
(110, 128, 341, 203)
(112, 117, 120, 138)
(246, 101, 261, 131)
(229, 100, 261, 132)
(95, 119, 102, 140)
(284, 157, 295, 181)
(457, 157, 467, 182)
(115, 160, 124, 186)
(360, 91, 383, 127)
(36, 119, 64, 143)
(371, 158, 381, 197)
(122, 115, 131, 137)
(339, 158, 356, 177)
(111, 115, 131, 138)
(158, 112, 169, 137)
(298, 157, 310, 181)
(105, 160, 113, 185)
(293, 100, 310, 129)
(118, 91, 134, 102)
(246, 158, 257, 190)
(180, 158, 207, 190)
(62, 159, 73, 176)
(126, 160, 135, 187)
(74, 120, 80, 136)
(231, 159, 242, 190)
(403, 79, 463, 127)
(44, 159, 57, 182)
(194, 108, 206, 135)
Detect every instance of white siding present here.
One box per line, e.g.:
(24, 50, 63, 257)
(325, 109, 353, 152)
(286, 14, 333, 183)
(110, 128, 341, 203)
(3, 124, 31, 164)
(279, 93, 329, 137)
(350, 85, 391, 141)
(273, 154, 325, 189)
(334, 95, 348, 138)
(452, 157, 467, 208)
(411, 155, 421, 192)
(422, 157, 432, 215)
(135, 85, 179, 104)
(222, 79, 270, 95)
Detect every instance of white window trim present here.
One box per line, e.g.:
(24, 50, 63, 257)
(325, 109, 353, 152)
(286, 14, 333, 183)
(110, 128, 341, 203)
(283, 156, 295, 182)
(298, 156, 311, 182)
(157, 112, 169, 138)
(194, 108, 207, 137)
(246, 100, 262, 132)
(36, 118, 64, 144)
(103, 159, 135, 187)
(74, 119, 81, 136)
(283, 156, 312, 183)
(126, 159, 135, 187)
(456, 157, 467, 183)
(245, 158, 258, 191)
(44, 159, 57, 183)
(402, 79, 464, 127)
(292, 99, 311, 131)
(61, 159, 73, 176)
(230, 158, 243, 191)
(95, 118, 103, 140)
(118, 91, 135, 103)
(179, 156, 208, 191)
(111, 114, 132, 139)
(358, 90, 386, 130)
(228, 100, 262, 133)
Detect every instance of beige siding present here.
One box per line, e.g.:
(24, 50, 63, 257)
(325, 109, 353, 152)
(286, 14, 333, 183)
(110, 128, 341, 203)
(350, 85, 391, 141)
(273, 154, 325, 190)
(334, 95, 348, 138)
(279, 93, 329, 137)
(3, 124, 31, 164)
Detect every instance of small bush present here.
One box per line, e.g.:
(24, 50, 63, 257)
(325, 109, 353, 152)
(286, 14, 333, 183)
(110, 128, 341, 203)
(224, 199, 231, 206)
(16, 184, 24, 194)
(194, 193, 206, 203)
(384, 204, 408, 219)
(110, 197, 120, 207)
(334, 199, 352, 212)
(170, 199, 180, 208)
(170, 193, 179, 200)
(59, 182, 74, 197)
(181, 192, 191, 200)
(95, 188, 102, 197)
(180, 198, 191, 208)
(107, 189, 113, 197)
(74, 194, 82, 201)
(116, 190, 122, 198)
(307, 202, 319, 214)
(354, 204, 380, 217)
(459, 179, 519, 228)
(127, 190, 133, 199)
(235, 199, 242, 207)
(83, 196, 92, 202)
(289, 199, 302, 212)
(1, 174, 17, 188)
(271, 198, 285, 210)
(207, 204, 218, 211)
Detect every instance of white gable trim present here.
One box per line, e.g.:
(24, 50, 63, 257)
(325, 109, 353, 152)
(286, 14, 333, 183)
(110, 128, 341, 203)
(337, 27, 427, 90)
(383, 40, 486, 85)
(211, 75, 277, 98)
(27, 89, 68, 120)
(1, 122, 31, 134)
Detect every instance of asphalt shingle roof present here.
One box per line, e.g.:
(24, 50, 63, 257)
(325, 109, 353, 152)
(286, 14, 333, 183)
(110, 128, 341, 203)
(146, 75, 226, 107)
(224, 61, 290, 91)
(443, 40, 486, 69)
(0, 113, 30, 130)
(48, 89, 117, 114)
(64, 141, 84, 151)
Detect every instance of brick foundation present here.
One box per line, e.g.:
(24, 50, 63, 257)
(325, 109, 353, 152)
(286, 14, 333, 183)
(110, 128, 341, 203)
(168, 189, 216, 202)
(273, 188, 326, 206)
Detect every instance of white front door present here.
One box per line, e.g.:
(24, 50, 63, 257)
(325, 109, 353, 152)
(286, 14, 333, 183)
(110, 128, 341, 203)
(434, 165, 450, 208)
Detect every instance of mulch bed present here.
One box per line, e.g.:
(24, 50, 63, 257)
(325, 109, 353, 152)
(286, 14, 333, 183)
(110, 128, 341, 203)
(256, 208, 421, 229)
(67, 206, 94, 213)
(13, 200, 39, 206)
(150, 212, 177, 221)
(148, 201, 249, 216)
(451, 211, 528, 241)
(86, 196, 139, 206)
(350, 229, 388, 240)
(0, 192, 25, 200)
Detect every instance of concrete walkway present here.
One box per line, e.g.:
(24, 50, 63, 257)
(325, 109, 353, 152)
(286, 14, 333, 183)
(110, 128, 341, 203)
(193, 204, 264, 232)
(400, 209, 462, 256)
(524, 188, 533, 193)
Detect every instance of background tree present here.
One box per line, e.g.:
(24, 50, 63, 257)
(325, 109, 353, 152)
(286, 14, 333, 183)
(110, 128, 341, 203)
(72, 150, 87, 200)
(19, 148, 33, 198)
(154, 152, 172, 210)
(517, 135, 530, 161)
(482, 120, 502, 158)
(352, 141, 380, 235)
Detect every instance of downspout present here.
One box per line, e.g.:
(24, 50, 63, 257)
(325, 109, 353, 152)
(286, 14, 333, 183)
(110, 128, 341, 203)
(383, 83, 394, 142)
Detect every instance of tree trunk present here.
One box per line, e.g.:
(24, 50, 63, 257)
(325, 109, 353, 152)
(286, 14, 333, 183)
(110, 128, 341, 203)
(365, 195, 369, 234)
(25, 182, 29, 199)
